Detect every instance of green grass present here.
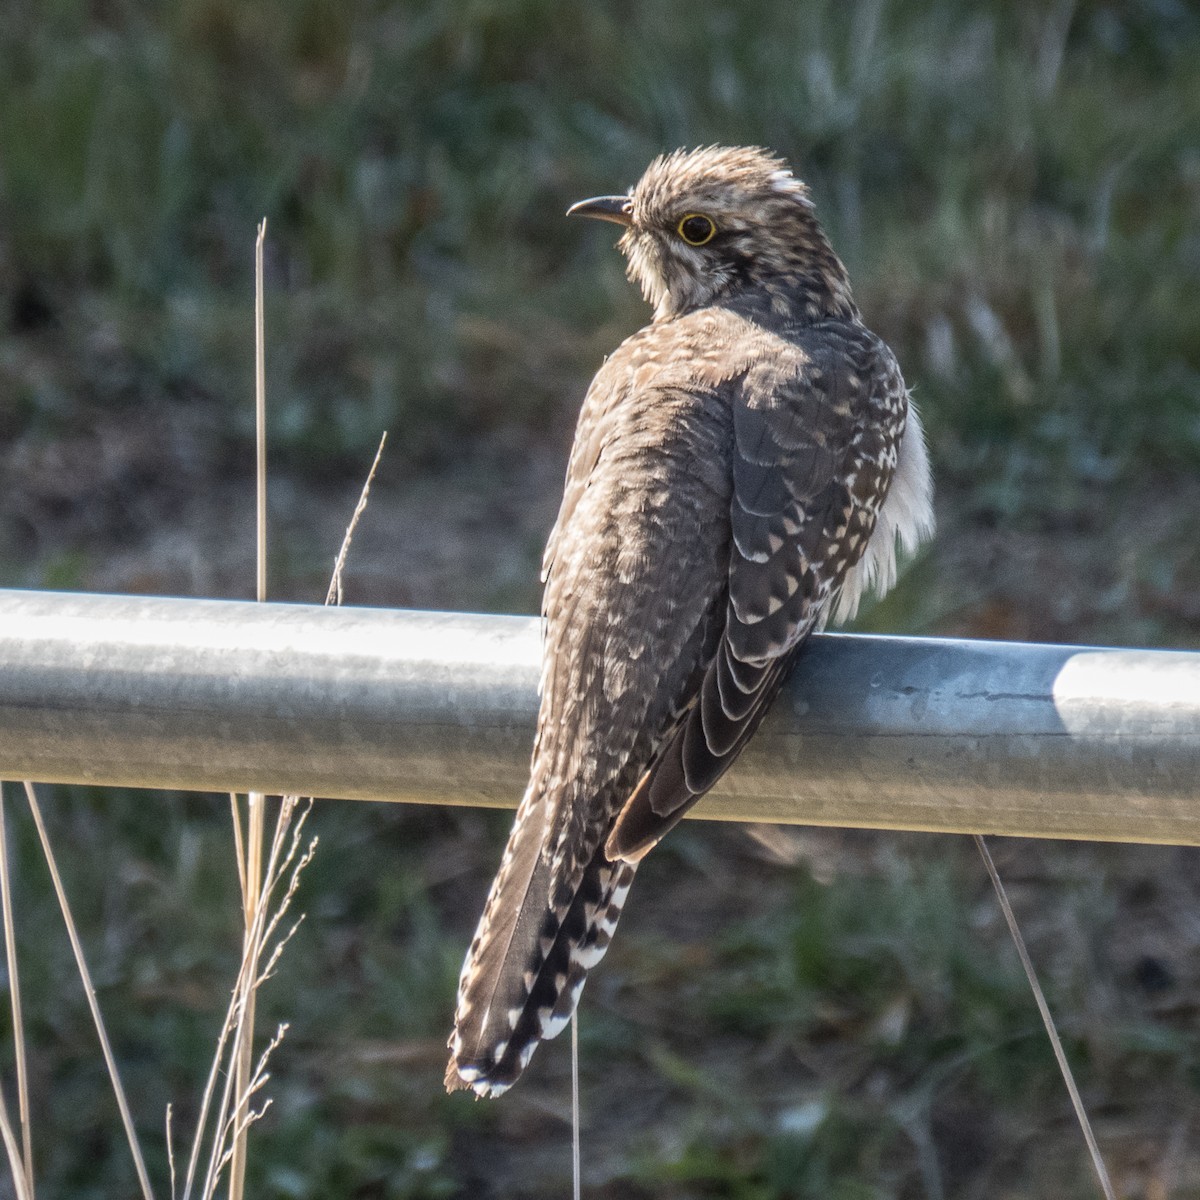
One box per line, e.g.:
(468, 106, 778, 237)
(4, 791, 1199, 1196)
(3, 0, 1199, 484)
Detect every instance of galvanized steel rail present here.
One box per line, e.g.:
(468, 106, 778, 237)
(1, 588, 1198, 845)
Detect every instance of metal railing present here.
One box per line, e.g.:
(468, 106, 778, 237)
(2, 588, 1198, 845)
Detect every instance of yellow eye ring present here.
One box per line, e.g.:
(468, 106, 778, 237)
(677, 213, 716, 246)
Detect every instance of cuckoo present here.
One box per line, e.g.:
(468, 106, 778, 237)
(446, 145, 934, 1097)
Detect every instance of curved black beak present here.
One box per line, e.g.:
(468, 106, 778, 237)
(566, 195, 633, 226)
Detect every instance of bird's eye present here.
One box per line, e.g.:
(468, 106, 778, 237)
(677, 213, 716, 246)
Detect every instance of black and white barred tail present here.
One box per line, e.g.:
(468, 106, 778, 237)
(445, 795, 638, 1098)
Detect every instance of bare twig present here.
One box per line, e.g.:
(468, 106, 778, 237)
(0, 785, 33, 1197)
(974, 835, 1116, 1200)
(23, 782, 155, 1200)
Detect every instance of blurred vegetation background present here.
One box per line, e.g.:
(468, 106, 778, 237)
(1, 0, 1199, 1196)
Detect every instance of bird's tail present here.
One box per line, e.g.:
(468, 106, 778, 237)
(446, 796, 638, 1098)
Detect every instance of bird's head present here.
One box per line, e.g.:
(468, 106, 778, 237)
(568, 145, 856, 323)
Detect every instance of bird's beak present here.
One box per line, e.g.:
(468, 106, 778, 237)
(566, 195, 634, 227)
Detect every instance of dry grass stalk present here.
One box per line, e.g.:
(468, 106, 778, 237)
(226, 788, 265, 1200)
(0, 1094, 32, 1200)
(211, 1023, 288, 1184)
(194, 348, 384, 1190)
(571, 1014, 580, 1200)
(254, 217, 268, 608)
(227, 216, 271, 1200)
(187, 417, 385, 1198)
(0, 221, 385, 1200)
(228, 796, 248, 903)
(22, 781, 155, 1200)
(974, 834, 1116, 1200)
(0, 786, 34, 1198)
(327, 431, 388, 606)
(183, 798, 314, 1200)
(165, 1104, 177, 1200)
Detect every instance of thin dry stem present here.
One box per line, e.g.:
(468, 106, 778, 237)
(0, 1089, 32, 1200)
(326, 431, 388, 607)
(258, 829, 317, 952)
(213, 1100, 273, 1189)
(188, 792, 309, 1195)
(228, 795, 247, 906)
(199, 988, 255, 1200)
(185, 298, 382, 1197)
(571, 1011, 581, 1200)
(208, 1028, 287, 1200)
(229, 214, 271, 1200)
(185, 802, 312, 1200)
(974, 834, 1116, 1200)
(166, 1104, 177, 1200)
(193, 861, 277, 1195)
(23, 782, 155, 1200)
(0, 786, 33, 1198)
(180, 974, 240, 1200)
(223, 1025, 287, 1149)
(255, 917, 305, 988)
(254, 217, 268, 607)
(199, 946, 291, 1200)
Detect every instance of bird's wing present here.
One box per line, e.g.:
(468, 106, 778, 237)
(448, 321, 736, 1091)
(448, 316, 906, 1094)
(607, 321, 904, 860)
(539, 374, 735, 884)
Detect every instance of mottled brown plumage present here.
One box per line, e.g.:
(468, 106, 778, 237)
(446, 146, 934, 1098)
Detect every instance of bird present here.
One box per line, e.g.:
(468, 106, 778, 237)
(445, 145, 934, 1098)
